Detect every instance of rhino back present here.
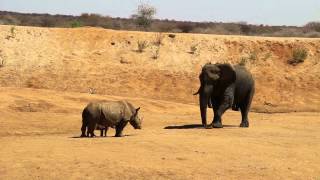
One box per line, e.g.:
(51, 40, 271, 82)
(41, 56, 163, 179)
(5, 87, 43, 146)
(100, 101, 129, 125)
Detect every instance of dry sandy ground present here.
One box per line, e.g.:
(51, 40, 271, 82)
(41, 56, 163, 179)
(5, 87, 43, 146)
(0, 87, 319, 180)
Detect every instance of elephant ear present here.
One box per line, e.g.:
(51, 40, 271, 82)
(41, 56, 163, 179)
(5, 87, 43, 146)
(217, 63, 236, 85)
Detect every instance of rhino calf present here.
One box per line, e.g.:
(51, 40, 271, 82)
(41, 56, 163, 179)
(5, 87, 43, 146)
(95, 124, 108, 137)
(81, 100, 142, 137)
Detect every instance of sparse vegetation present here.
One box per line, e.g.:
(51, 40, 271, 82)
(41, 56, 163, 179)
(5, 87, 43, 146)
(248, 51, 258, 62)
(151, 48, 160, 59)
(288, 48, 308, 65)
(189, 44, 198, 54)
(238, 57, 248, 66)
(263, 52, 272, 61)
(6, 26, 16, 40)
(0, 51, 5, 68)
(153, 33, 164, 46)
(88, 88, 96, 94)
(137, 40, 148, 53)
(238, 51, 258, 66)
(168, 34, 176, 38)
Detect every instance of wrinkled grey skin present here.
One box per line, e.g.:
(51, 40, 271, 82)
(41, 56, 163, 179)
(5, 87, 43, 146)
(194, 63, 255, 128)
(81, 100, 142, 137)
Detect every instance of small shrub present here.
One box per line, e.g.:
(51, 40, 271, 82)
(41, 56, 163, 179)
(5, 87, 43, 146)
(288, 48, 308, 65)
(70, 20, 82, 28)
(263, 52, 272, 61)
(0, 59, 5, 68)
(0, 51, 6, 68)
(249, 51, 258, 61)
(189, 44, 198, 54)
(137, 40, 148, 53)
(238, 57, 248, 66)
(6, 26, 16, 40)
(153, 33, 164, 46)
(168, 34, 176, 38)
(88, 88, 96, 94)
(151, 48, 160, 59)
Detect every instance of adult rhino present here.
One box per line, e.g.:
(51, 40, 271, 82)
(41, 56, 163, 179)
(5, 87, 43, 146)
(81, 100, 142, 137)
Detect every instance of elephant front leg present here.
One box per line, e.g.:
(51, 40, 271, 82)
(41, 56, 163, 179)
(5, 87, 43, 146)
(211, 92, 233, 128)
(115, 121, 128, 137)
(212, 108, 227, 128)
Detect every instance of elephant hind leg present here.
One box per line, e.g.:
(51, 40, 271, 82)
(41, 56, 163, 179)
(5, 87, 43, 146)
(240, 89, 254, 128)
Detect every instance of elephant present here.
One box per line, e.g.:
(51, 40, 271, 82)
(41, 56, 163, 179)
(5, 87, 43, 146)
(81, 100, 142, 137)
(194, 63, 255, 128)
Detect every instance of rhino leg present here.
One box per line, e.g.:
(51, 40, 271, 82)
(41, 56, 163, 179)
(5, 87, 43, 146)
(80, 122, 87, 137)
(104, 127, 108, 137)
(87, 121, 97, 137)
(100, 127, 108, 137)
(115, 121, 128, 137)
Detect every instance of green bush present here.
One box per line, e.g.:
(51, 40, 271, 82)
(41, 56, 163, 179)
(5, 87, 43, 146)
(288, 48, 308, 65)
(70, 20, 82, 28)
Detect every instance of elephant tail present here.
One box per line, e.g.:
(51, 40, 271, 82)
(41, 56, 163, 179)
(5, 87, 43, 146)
(193, 88, 200, 95)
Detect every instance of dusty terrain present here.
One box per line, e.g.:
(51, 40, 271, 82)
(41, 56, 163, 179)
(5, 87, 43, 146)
(0, 25, 319, 179)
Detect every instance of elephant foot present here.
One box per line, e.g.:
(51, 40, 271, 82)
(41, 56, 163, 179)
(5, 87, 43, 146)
(212, 122, 223, 128)
(240, 121, 249, 128)
(80, 134, 87, 137)
(115, 132, 124, 137)
(203, 124, 212, 129)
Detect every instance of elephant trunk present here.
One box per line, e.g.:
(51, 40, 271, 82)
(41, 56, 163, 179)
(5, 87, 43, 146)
(199, 85, 213, 128)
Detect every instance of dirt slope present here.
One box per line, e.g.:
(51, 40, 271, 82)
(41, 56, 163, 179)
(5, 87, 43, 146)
(0, 25, 319, 112)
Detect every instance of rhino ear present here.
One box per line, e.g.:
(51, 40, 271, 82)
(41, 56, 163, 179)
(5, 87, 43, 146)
(136, 107, 140, 113)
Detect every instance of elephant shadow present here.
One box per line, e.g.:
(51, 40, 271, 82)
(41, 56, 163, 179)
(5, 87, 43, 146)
(164, 124, 239, 129)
